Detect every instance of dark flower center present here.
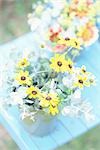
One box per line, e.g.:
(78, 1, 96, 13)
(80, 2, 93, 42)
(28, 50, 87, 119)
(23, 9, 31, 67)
(21, 62, 25, 65)
(21, 76, 26, 80)
(68, 64, 72, 69)
(57, 61, 62, 67)
(89, 79, 93, 83)
(75, 41, 78, 46)
(32, 91, 37, 95)
(65, 37, 70, 41)
(46, 96, 52, 101)
(78, 80, 83, 84)
(82, 69, 86, 73)
(41, 44, 45, 48)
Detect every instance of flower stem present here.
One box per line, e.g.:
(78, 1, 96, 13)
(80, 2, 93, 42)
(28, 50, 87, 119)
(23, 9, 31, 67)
(63, 47, 73, 56)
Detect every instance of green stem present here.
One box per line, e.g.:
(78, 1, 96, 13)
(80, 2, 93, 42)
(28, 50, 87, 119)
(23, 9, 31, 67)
(63, 47, 73, 56)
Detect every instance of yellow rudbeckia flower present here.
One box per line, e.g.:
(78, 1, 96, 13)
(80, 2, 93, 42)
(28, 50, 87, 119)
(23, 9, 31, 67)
(39, 93, 59, 108)
(49, 105, 59, 116)
(57, 37, 81, 49)
(74, 75, 90, 89)
(57, 37, 70, 45)
(15, 70, 32, 86)
(68, 38, 81, 49)
(50, 54, 67, 73)
(66, 58, 74, 74)
(17, 58, 30, 69)
(26, 86, 41, 99)
(80, 65, 91, 76)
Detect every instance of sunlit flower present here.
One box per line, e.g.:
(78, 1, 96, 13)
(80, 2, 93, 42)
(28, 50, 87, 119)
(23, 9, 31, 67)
(66, 58, 74, 74)
(17, 58, 30, 69)
(80, 65, 91, 76)
(49, 105, 59, 116)
(68, 38, 82, 49)
(50, 54, 67, 73)
(77, 24, 99, 46)
(15, 70, 32, 86)
(26, 86, 41, 99)
(57, 37, 81, 49)
(57, 37, 68, 45)
(74, 75, 90, 89)
(39, 93, 59, 108)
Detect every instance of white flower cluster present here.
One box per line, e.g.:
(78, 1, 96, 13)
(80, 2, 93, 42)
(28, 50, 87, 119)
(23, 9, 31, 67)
(62, 89, 95, 122)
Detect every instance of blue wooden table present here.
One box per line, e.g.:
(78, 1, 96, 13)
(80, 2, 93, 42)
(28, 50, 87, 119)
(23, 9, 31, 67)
(0, 33, 100, 150)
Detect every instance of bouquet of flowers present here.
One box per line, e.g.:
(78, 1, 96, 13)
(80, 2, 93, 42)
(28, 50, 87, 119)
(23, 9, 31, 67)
(0, 0, 98, 136)
(28, 0, 99, 56)
(1, 43, 96, 123)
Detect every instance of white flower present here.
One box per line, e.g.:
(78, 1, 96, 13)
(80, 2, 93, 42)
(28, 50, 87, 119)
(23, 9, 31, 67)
(28, 14, 41, 31)
(50, 79, 56, 93)
(73, 89, 81, 99)
(41, 9, 52, 27)
(63, 76, 73, 88)
(22, 48, 32, 58)
(50, 23, 61, 33)
(21, 108, 36, 121)
(62, 74, 76, 88)
(10, 86, 27, 105)
(62, 106, 80, 117)
(51, 8, 61, 18)
(10, 92, 23, 105)
(51, 0, 66, 10)
(61, 28, 76, 39)
(17, 86, 27, 98)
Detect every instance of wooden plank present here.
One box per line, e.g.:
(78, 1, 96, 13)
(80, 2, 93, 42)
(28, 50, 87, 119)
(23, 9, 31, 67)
(58, 116, 87, 137)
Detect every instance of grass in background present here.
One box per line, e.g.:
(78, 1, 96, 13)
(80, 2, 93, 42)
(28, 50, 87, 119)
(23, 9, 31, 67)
(57, 126, 100, 150)
(0, 0, 35, 44)
(0, 0, 100, 150)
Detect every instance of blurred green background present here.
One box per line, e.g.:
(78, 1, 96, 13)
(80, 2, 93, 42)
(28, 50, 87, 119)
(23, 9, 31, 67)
(0, 0, 100, 150)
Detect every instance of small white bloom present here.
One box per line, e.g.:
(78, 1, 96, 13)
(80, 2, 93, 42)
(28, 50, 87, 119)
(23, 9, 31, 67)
(17, 86, 27, 99)
(62, 76, 73, 88)
(10, 92, 23, 105)
(22, 48, 32, 58)
(62, 106, 71, 116)
(73, 89, 81, 99)
(61, 28, 76, 39)
(62, 106, 80, 117)
(51, 0, 66, 10)
(51, 8, 61, 18)
(50, 23, 61, 33)
(28, 14, 41, 31)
